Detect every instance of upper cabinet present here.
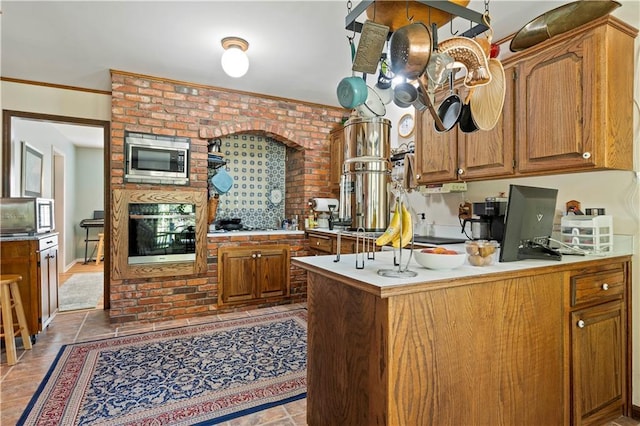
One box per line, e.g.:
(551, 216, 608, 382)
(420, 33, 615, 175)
(414, 16, 636, 185)
(415, 65, 516, 185)
(514, 16, 636, 174)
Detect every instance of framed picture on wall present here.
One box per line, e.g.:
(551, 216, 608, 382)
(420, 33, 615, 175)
(22, 141, 43, 197)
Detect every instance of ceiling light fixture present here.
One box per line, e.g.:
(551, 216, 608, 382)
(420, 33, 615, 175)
(221, 37, 249, 78)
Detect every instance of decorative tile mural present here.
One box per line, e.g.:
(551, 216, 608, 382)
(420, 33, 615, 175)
(209, 134, 285, 229)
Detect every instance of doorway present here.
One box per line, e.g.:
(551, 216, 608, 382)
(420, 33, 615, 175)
(2, 110, 111, 309)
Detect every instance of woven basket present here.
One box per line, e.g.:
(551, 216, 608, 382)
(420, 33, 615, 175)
(470, 58, 505, 131)
(438, 37, 491, 88)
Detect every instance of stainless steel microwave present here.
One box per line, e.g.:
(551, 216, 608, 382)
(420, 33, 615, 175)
(0, 197, 55, 235)
(125, 132, 190, 185)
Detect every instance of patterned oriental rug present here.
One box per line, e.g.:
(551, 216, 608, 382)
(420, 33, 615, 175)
(18, 309, 307, 425)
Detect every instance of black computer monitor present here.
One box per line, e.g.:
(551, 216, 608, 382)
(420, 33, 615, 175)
(499, 185, 561, 262)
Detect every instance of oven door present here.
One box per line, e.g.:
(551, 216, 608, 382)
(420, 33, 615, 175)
(128, 203, 196, 264)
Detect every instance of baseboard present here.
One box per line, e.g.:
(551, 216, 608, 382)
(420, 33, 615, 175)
(632, 404, 640, 420)
(63, 259, 81, 272)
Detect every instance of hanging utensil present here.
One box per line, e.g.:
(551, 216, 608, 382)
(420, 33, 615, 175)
(337, 37, 368, 109)
(389, 21, 432, 81)
(352, 20, 390, 74)
(470, 58, 505, 131)
(435, 72, 462, 132)
(459, 89, 479, 133)
(425, 22, 453, 90)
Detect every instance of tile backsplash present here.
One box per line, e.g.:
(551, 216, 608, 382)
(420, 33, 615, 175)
(209, 134, 285, 229)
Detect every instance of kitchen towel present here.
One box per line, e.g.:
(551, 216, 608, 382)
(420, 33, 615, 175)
(403, 153, 417, 190)
(212, 168, 234, 194)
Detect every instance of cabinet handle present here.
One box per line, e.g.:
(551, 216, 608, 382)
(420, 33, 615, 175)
(577, 320, 586, 328)
(256, 253, 262, 258)
(252, 254, 257, 258)
(601, 283, 609, 291)
(582, 152, 591, 159)
(316, 241, 321, 246)
(457, 168, 464, 175)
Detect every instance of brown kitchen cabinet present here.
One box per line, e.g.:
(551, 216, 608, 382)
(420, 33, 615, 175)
(307, 230, 380, 256)
(329, 126, 344, 191)
(413, 17, 635, 185)
(218, 244, 290, 306)
(513, 17, 635, 174)
(568, 263, 630, 425)
(414, 65, 515, 185)
(296, 254, 632, 425)
(0, 234, 59, 338)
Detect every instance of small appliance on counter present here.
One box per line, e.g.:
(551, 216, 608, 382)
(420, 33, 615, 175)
(0, 197, 55, 235)
(310, 198, 344, 230)
(464, 197, 507, 241)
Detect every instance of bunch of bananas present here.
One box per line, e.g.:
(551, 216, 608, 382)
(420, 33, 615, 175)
(375, 202, 413, 248)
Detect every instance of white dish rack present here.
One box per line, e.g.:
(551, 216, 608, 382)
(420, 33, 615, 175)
(560, 215, 613, 254)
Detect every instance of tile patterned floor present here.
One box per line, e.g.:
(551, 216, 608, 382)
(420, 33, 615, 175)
(0, 303, 308, 426)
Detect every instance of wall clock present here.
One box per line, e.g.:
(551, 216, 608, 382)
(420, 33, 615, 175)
(398, 113, 415, 138)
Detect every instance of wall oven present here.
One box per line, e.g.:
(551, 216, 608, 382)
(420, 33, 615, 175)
(128, 202, 196, 264)
(125, 132, 190, 185)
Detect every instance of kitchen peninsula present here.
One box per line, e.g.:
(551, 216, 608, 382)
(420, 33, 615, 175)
(292, 242, 633, 425)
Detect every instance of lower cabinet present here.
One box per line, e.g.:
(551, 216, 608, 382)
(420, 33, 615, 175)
(569, 263, 629, 425)
(218, 244, 290, 306)
(307, 230, 380, 256)
(0, 234, 59, 338)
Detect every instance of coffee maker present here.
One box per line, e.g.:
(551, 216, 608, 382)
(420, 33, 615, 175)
(468, 198, 507, 241)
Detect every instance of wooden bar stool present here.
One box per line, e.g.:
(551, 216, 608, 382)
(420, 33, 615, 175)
(96, 233, 105, 265)
(0, 274, 32, 365)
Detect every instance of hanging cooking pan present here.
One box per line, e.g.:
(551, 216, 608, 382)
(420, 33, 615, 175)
(337, 37, 368, 109)
(434, 73, 462, 132)
(459, 89, 479, 133)
(393, 78, 418, 109)
(389, 23, 446, 131)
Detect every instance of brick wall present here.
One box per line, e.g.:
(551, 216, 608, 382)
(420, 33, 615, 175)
(109, 70, 345, 324)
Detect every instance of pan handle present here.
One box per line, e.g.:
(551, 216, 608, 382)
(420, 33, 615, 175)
(417, 77, 446, 132)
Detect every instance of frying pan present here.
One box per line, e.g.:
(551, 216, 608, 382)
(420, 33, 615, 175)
(435, 74, 462, 132)
(458, 89, 479, 133)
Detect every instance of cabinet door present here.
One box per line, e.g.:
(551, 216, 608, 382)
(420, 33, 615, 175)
(516, 32, 597, 173)
(457, 64, 515, 180)
(330, 127, 344, 189)
(414, 92, 458, 184)
(256, 247, 289, 299)
(47, 247, 59, 322)
(0, 240, 40, 334)
(571, 300, 625, 425)
(219, 249, 257, 304)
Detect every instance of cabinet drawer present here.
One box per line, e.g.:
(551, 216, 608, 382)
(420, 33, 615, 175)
(309, 235, 332, 254)
(571, 269, 624, 306)
(38, 235, 58, 251)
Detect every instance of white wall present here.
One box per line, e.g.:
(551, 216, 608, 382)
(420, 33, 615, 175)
(74, 147, 105, 260)
(1, 83, 110, 268)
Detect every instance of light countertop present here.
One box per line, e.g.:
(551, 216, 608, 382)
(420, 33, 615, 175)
(292, 235, 634, 292)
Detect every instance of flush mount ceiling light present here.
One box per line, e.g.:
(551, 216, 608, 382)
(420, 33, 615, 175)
(221, 36, 249, 78)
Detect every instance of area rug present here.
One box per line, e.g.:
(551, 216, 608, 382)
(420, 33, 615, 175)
(17, 309, 307, 425)
(58, 272, 104, 311)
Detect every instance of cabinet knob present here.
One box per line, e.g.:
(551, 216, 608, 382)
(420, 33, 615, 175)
(457, 168, 464, 175)
(316, 241, 321, 246)
(256, 253, 261, 258)
(601, 283, 609, 291)
(582, 152, 591, 159)
(577, 319, 586, 329)
(415, 174, 421, 180)
(252, 254, 257, 259)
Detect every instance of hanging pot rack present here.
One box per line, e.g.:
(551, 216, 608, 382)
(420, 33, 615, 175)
(345, 0, 489, 38)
